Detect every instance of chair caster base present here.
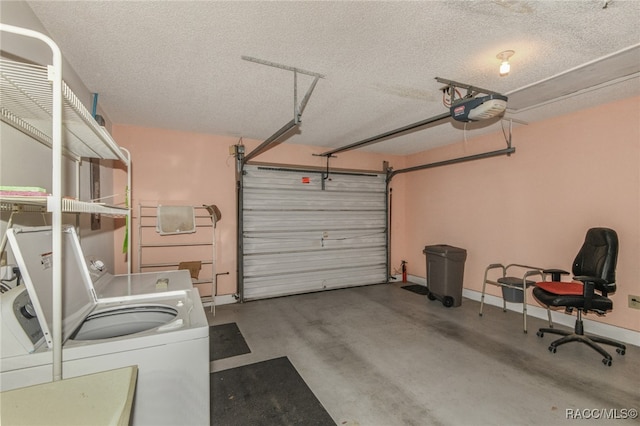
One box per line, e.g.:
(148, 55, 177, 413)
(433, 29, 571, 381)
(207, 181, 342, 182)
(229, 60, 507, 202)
(537, 325, 625, 366)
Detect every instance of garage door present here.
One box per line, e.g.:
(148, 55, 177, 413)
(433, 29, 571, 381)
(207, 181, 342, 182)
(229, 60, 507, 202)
(241, 164, 388, 300)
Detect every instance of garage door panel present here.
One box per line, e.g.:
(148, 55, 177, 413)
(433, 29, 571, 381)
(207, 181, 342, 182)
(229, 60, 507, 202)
(244, 247, 386, 276)
(243, 265, 388, 299)
(242, 165, 387, 300)
(243, 210, 386, 232)
(243, 230, 386, 253)
(243, 168, 322, 191)
(244, 167, 385, 193)
(243, 188, 385, 211)
(324, 175, 388, 192)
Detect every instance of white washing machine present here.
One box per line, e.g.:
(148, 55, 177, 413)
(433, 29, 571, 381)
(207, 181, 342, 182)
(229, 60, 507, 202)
(1, 226, 210, 426)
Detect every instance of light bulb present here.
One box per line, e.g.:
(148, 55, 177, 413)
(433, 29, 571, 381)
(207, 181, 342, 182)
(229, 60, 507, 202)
(499, 61, 510, 76)
(496, 50, 515, 77)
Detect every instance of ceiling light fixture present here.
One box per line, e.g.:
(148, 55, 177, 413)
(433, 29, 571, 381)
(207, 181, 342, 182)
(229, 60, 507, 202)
(497, 50, 515, 77)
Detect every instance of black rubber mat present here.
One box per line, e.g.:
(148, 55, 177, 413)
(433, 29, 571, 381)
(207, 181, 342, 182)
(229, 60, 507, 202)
(401, 284, 430, 295)
(210, 322, 251, 361)
(211, 356, 335, 426)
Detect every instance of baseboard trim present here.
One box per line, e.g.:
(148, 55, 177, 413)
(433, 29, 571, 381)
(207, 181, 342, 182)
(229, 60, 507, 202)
(463, 288, 640, 346)
(400, 275, 639, 347)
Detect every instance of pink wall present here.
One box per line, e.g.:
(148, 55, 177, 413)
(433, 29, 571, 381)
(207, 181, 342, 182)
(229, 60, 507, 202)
(112, 95, 638, 332)
(402, 96, 639, 331)
(111, 127, 240, 296)
(112, 125, 406, 296)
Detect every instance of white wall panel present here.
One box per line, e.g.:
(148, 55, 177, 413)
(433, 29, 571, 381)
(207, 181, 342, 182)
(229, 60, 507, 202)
(242, 165, 387, 300)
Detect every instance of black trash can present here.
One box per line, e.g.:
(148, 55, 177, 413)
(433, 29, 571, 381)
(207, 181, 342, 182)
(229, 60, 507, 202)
(423, 244, 467, 308)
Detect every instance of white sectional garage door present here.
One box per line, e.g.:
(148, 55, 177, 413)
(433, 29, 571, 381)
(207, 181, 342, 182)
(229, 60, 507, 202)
(241, 164, 388, 300)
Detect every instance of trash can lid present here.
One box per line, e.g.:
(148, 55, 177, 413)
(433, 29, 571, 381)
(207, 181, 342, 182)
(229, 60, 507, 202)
(423, 244, 467, 259)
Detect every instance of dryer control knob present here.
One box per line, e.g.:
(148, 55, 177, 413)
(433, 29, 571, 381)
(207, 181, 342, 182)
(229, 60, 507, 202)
(20, 303, 37, 319)
(90, 259, 106, 271)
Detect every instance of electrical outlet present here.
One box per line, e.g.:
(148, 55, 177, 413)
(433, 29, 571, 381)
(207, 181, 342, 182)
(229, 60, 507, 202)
(228, 144, 245, 156)
(629, 295, 640, 310)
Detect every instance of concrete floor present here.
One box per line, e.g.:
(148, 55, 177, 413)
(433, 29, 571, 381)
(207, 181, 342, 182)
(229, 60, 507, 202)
(208, 282, 640, 426)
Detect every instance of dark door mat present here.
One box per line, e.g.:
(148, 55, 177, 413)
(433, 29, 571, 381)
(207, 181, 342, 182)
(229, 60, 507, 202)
(210, 322, 251, 361)
(401, 284, 430, 295)
(211, 356, 335, 426)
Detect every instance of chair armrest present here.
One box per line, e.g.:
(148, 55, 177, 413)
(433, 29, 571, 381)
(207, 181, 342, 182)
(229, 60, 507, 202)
(572, 275, 605, 311)
(543, 268, 570, 281)
(572, 275, 606, 285)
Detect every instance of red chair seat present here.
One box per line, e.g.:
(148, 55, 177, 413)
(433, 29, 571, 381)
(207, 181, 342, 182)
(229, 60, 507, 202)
(536, 281, 583, 295)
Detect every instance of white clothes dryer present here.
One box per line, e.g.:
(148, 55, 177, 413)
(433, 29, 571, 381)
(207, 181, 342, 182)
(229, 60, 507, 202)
(1, 226, 210, 426)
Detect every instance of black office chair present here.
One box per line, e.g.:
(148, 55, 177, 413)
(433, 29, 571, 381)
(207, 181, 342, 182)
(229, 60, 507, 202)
(532, 227, 626, 366)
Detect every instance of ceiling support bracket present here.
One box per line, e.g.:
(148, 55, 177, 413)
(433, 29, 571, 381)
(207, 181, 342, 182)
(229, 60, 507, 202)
(435, 77, 501, 104)
(241, 56, 324, 164)
(387, 147, 516, 182)
(243, 119, 298, 163)
(505, 119, 513, 153)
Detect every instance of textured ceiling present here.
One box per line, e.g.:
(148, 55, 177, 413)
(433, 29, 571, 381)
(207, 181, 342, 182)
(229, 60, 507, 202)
(22, 0, 640, 155)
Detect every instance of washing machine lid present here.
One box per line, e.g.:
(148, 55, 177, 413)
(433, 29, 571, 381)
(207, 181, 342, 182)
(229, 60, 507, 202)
(6, 226, 97, 348)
